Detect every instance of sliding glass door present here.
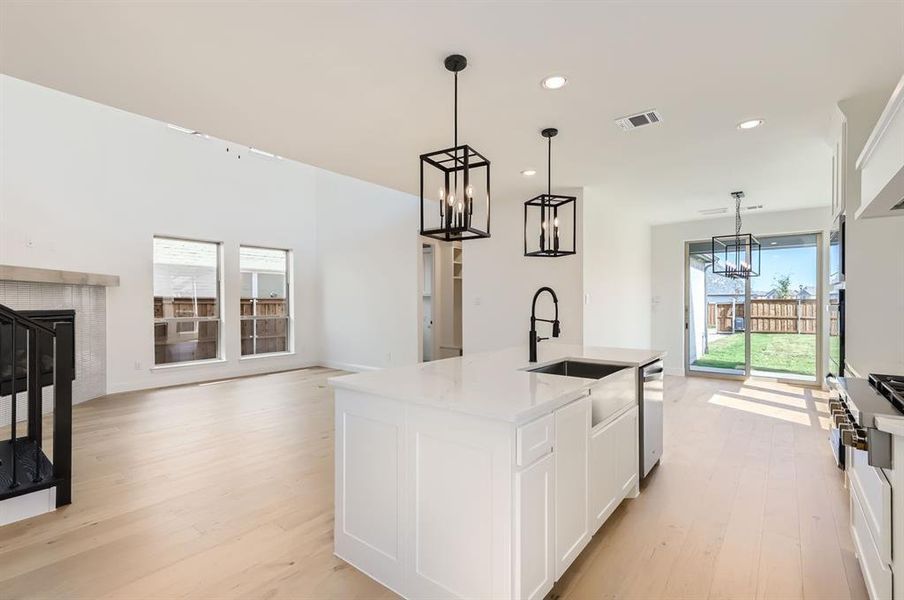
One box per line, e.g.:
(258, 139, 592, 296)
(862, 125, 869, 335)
(686, 233, 820, 383)
(687, 241, 748, 377)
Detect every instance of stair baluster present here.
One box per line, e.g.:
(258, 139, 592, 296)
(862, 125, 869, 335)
(30, 329, 42, 483)
(9, 316, 18, 489)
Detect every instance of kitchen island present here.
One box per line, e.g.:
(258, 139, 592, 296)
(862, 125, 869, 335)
(330, 343, 664, 600)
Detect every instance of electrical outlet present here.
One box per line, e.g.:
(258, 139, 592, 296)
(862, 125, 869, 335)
(134, 360, 142, 370)
(473, 296, 481, 306)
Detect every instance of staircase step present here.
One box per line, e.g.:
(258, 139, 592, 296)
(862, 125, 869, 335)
(0, 439, 59, 501)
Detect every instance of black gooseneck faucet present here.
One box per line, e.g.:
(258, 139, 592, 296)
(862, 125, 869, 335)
(529, 287, 560, 362)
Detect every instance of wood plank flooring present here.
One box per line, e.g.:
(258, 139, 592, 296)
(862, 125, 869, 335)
(0, 368, 867, 599)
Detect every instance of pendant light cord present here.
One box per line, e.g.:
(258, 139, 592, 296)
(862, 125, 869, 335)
(547, 135, 552, 196)
(453, 72, 458, 149)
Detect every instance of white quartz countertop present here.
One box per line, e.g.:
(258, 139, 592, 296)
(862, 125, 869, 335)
(329, 343, 665, 424)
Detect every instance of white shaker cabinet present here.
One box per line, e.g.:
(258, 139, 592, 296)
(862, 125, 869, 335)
(554, 396, 591, 579)
(589, 406, 639, 533)
(514, 452, 555, 600)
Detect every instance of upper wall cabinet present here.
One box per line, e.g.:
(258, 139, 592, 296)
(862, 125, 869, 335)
(856, 73, 904, 220)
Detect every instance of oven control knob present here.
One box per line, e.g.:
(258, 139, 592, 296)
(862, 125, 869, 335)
(841, 428, 855, 446)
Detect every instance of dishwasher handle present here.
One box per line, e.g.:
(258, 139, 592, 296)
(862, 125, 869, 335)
(642, 362, 664, 383)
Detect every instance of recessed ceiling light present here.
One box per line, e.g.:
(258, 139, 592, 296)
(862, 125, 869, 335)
(737, 118, 765, 130)
(541, 75, 567, 90)
(521, 169, 537, 177)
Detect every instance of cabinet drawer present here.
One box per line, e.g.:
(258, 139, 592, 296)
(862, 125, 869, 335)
(851, 484, 892, 600)
(849, 448, 891, 565)
(517, 413, 555, 467)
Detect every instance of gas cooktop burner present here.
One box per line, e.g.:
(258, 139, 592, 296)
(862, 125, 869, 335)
(869, 373, 904, 411)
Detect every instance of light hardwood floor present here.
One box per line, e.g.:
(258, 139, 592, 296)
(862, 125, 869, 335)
(0, 368, 867, 599)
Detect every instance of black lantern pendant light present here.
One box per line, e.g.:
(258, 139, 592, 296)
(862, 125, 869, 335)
(712, 191, 760, 279)
(419, 55, 491, 241)
(524, 128, 576, 257)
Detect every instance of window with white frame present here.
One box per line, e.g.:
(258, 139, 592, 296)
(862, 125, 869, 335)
(240, 246, 290, 356)
(153, 237, 222, 365)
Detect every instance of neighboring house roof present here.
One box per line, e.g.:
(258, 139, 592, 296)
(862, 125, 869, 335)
(761, 285, 817, 299)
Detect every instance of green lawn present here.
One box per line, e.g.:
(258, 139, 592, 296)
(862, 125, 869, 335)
(692, 333, 817, 376)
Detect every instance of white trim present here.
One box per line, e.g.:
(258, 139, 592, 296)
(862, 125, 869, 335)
(856, 73, 904, 170)
(239, 350, 295, 361)
(320, 360, 380, 373)
(150, 357, 227, 371)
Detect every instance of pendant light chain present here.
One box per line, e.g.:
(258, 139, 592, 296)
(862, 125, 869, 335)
(735, 193, 742, 238)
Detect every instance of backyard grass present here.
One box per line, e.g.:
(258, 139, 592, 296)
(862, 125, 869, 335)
(692, 333, 817, 376)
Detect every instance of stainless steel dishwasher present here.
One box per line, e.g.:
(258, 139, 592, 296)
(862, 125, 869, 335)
(640, 360, 664, 478)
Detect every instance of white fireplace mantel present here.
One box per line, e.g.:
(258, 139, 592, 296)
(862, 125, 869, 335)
(0, 264, 120, 287)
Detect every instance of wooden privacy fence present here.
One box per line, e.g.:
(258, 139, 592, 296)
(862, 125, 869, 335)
(707, 299, 839, 334)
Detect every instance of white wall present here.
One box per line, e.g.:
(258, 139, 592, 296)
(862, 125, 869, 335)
(462, 189, 584, 353)
(0, 75, 418, 391)
(651, 207, 833, 375)
(582, 187, 652, 349)
(316, 169, 420, 371)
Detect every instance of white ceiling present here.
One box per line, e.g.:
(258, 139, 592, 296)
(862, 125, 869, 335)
(1, 2, 902, 223)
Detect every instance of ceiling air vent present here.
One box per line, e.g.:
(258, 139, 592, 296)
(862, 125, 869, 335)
(615, 109, 663, 131)
(741, 204, 764, 212)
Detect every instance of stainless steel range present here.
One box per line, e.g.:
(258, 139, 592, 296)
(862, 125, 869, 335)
(870, 373, 904, 410)
(827, 375, 901, 469)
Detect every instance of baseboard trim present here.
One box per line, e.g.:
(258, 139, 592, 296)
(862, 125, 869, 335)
(108, 361, 321, 395)
(320, 360, 380, 373)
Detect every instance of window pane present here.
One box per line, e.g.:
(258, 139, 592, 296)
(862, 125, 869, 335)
(240, 246, 290, 356)
(154, 237, 220, 365)
(154, 319, 219, 364)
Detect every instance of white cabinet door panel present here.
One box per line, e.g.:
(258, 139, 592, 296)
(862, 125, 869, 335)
(554, 397, 591, 580)
(589, 416, 618, 533)
(407, 410, 513, 600)
(515, 453, 555, 600)
(616, 407, 639, 496)
(334, 392, 406, 594)
(589, 406, 638, 534)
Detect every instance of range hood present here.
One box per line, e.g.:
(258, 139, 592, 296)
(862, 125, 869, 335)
(856, 73, 904, 219)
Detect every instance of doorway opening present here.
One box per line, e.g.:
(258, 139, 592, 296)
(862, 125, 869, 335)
(686, 232, 821, 383)
(420, 242, 462, 362)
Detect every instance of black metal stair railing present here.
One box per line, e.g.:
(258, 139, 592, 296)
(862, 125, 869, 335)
(0, 303, 73, 507)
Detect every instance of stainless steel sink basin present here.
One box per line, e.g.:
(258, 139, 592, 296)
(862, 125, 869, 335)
(528, 360, 627, 379)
